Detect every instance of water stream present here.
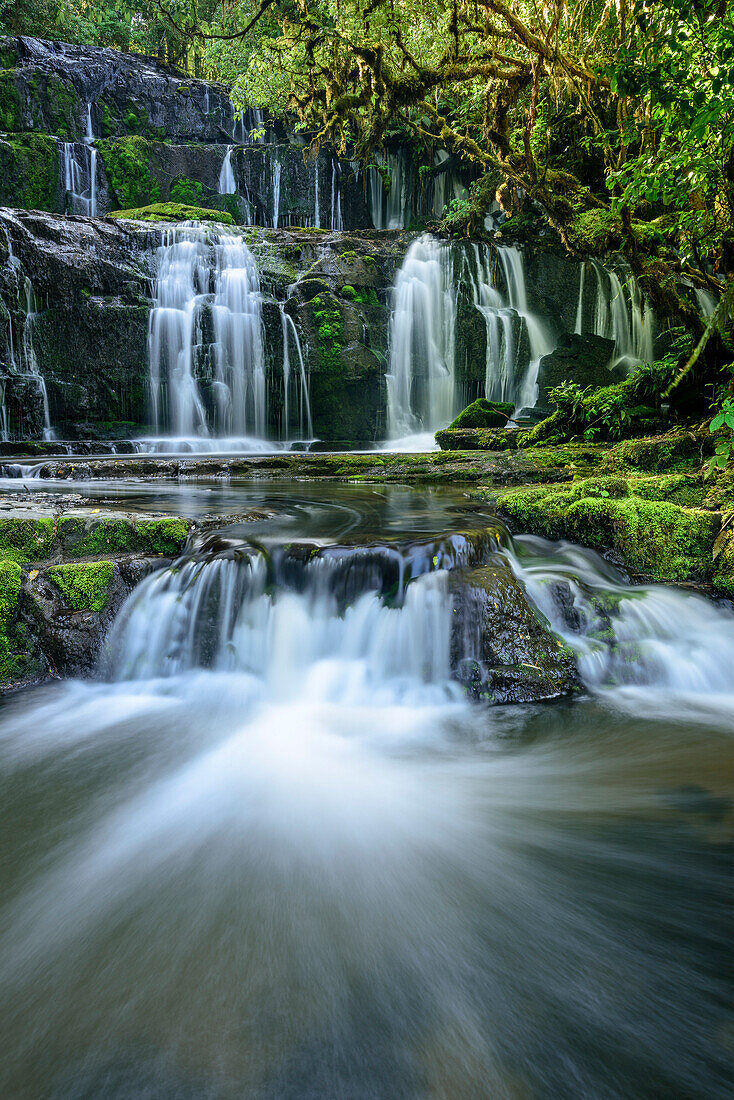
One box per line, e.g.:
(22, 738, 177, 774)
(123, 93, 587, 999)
(0, 481, 732, 1098)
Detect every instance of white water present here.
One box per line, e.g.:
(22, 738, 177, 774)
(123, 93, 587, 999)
(148, 227, 269, 440)
(272, 153, 281, 228)
(21, 278, 53, 439)
(1, 495, 733, 1098)
(280, 306, 313, 439)
(695, 287, 717, 317)
(313, 159, 320, 227)
(218, 146, 237, 195)
(330, 159, 343, 230)
(386, 235, 457, 438)
(574, 260, 655, 370)
(60, 104, 98, 217)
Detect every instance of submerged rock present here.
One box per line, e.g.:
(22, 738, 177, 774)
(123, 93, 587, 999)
(450, 559, 580, 703)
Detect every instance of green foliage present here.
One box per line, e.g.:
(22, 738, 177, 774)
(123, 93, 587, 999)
(448, 399, 514, 430)
(707, 397, 734, 473)
(311, 296, 344, 371)
(530, 355, 681, 445)
(170, 176, 206, 205)
(46, 561, 115, 612)
(109, 203, 235, 225)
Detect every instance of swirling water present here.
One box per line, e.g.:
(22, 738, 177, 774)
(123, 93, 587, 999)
(1, 483, 733, 1099)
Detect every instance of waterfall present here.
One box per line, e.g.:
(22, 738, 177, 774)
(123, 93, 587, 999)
(272, 154, 281, 228)
(218, 146, 237, 195)
(280, 306, 313, 439)
(21, 278, 53, 440)
(60, 106, 97, 217)
(0, 379, 7, 441)
(386, 235, 457, 439)
(574, 261, 586, 333)
(695, 287, 717, 317)
(212, 235, 266, 438)
(148, 227, 266, 441)
(458, 243, 553, 410)
(85, 103, 97, 217)
(109, 549, 454, 687)
(313, 159, 320, 228)
(330, 160, 343, 230)
(582, 260, 654, 370)
(368, 152, 411, 230)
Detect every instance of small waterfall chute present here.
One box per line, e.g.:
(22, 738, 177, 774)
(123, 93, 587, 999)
(218, 146, 237, 195)
(386, 235, 458, 440)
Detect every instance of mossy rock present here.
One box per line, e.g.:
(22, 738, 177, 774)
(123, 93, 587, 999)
(46, 561, 115, 612)
(0, 518, 54, 563)
(108, 202, 235, 225)
(0, 558, 40, 687)
(448, 399, 515, 431)
(57, 515, 191, 556)
(0, 132, 60, 211)
(496, 479, 719, 582)
(99, 135, 161, 208)
(435, 427, 519, 451)
(602, 432, 713, 473)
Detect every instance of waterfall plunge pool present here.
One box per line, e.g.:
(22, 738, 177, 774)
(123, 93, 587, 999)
(1, 480, 733, 1099)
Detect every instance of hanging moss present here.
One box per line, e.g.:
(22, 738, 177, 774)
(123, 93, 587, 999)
(46, 561, 116, 612)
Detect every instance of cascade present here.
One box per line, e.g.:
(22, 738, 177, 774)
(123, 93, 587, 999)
(21, 278, 53, 440)
(459, 243, 553, 409)
(330, 159, 343, 230)
(218, 146, 237, 195)
(313, 159, 320, 227)
(272, 153, 281, 228)
(386, 235, 457, 439)
(85, 103, 97, 217)
(147, 227, 267, 442)
(0, 379, 7, 441)
(60, 106, 98, 216)
(280, 306, 313, 439)
(695, 287, 717, 317)
(579, 260, 655, 369)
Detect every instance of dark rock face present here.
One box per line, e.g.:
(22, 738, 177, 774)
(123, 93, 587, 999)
(450, 559, 580, 703)
(22, 558, 145, 677)
(1, 35, 261, 144)
(536, 332, 619, 407)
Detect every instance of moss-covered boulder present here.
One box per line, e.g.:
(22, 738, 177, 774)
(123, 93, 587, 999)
(447, 399, 515, 430)
(435, 427, 520, 451)
(108, 202, 235, 225)
(495, 477, 719, 582)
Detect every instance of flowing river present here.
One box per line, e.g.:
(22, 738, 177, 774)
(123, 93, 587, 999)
(1, 481, 733, 1098)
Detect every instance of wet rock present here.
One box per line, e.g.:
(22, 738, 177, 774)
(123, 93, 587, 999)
(536, 332, 618, 407)
(449, 559, 580, 703)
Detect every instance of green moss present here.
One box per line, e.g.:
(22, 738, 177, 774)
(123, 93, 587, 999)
(570, 208, 623, 252)
(602, 432, 713, 473)
(46, 561, 115, 612)
(312, 297, 344, 371)
(134, 517, 191, 554)
(98, 136, 161, 208)
(435, 427, 519, 451)
(0, 133, 60, 211)
(448, 400, 515, 430)
(341, 285, 379, 305)
(109, 202, 235, 225)
(0, 70, 22, 131)
(57, 515, 191, 556)
(0, 560, 22, 630)
(0, 518, 54, 563)
(170, 176, 206, 205)
(496, 481, 718, 582)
